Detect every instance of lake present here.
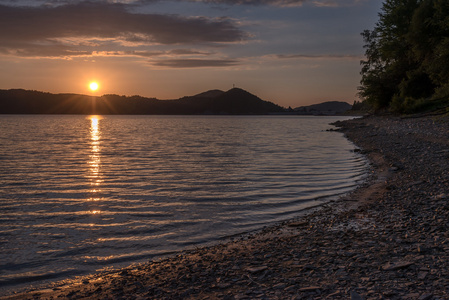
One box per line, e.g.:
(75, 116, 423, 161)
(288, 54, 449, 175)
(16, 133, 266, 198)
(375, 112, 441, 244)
(0, 115, 367, 294)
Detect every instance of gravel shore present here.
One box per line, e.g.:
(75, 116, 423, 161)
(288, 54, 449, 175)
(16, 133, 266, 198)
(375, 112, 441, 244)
(4, 115, 449, 300)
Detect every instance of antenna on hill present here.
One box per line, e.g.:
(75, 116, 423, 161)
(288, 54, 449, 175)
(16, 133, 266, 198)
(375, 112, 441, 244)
(233, 84, 235, 88)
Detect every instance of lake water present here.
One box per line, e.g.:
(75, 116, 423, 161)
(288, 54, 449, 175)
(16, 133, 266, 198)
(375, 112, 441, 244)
(0, 115, 367, 294)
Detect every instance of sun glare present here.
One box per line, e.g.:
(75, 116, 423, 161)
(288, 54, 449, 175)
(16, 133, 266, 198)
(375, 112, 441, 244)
(89, 82, 99, 91)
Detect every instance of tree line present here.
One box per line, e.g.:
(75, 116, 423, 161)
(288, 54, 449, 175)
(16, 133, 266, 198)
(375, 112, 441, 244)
(359, 0, 449, 113)
(0, 88, 285, 115)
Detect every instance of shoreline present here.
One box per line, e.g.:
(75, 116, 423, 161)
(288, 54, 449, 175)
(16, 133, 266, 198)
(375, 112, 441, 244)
(4, 115, 449, 299)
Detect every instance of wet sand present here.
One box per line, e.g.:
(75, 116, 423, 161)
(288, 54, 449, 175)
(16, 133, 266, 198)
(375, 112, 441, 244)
(4, 114, 449, 300)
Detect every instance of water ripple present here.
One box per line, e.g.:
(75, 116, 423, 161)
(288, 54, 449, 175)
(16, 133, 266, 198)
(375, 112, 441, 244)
(0, 115, 367, 295)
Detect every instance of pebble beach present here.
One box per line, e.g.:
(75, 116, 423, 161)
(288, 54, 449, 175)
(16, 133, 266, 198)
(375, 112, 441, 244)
(4, 114, 449, 300)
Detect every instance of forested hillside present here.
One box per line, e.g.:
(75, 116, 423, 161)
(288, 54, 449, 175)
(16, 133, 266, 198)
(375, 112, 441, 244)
(0, 88, 285, 115)
(359, 0, 449, 113)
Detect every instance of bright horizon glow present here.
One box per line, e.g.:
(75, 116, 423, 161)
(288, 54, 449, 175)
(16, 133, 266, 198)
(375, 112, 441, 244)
(0, 1, 383, 108)
(89, 82, 99, 92)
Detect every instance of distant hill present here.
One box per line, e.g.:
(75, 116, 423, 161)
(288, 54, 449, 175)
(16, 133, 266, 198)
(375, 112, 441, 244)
(294, 101, 352, 115)
(191, 89, 225, 98)
(0, 88, 285, 115)
(182, 88, 285, 114)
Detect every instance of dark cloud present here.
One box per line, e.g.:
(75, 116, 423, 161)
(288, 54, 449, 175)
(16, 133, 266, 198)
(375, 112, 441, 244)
(151, 58, 239, 68)
(0, 45, 92, 57)
(277, 54, 361, 59)
(11, 0, 361, 7)
(183, 0, 307, 6)
(0, 2, 246, 57)
(0, 40, 92, 57)
(169, 49, 213, 55)
(119, 49, 214, 57)
(123, 0, 362, 7)
(0, 48, 216, 58)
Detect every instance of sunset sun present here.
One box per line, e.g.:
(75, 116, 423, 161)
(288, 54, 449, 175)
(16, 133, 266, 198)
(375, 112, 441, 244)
(89, 82, 99, 91)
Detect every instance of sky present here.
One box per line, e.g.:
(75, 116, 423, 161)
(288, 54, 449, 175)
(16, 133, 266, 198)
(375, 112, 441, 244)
(0, 0, 383, 108)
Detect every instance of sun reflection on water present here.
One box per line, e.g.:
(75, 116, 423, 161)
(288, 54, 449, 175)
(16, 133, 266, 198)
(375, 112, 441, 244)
(87, 116, 103, 207)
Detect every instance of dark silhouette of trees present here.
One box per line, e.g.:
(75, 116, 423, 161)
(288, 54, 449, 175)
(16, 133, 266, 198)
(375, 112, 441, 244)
(0, 88, 285, 115)
(359, 0, 449, 112)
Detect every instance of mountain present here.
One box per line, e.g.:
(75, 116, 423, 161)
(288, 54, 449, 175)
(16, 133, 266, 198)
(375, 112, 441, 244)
(294, 101, 352, 115)
(191, 89, 225, 98)
(0, 88, 285, 115)
(182, 88, 284, 114)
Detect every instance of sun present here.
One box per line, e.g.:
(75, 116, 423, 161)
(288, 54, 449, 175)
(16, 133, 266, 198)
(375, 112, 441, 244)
(89, 82, 99, 91)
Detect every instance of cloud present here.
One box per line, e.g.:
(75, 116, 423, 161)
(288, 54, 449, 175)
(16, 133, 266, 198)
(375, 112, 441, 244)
(12, 0, 365, 8)
(171, 0, 307, 6)
(151, 58, 239, 68)
(0, 2, 246, 58)
(88, 49, 215, 58)
(129, 0, 364, 7)
(310, 0, 365, 7)
(169, 49, 214, 55)
(0, 41, 92, 58)
(277, 53, 362, 60)
(124, 49, 215, 57)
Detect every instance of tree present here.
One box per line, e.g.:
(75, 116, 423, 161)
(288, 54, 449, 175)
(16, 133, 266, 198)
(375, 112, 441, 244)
(358, 0, 449, 111)
(359, 28, 400, 109)
(408, 0, 449, 96)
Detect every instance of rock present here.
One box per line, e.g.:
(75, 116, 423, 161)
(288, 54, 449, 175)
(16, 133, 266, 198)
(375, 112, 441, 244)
(298, 286, 320, 292)
(216, 283, 231, 289)
(418, 293, 433, 300)
(405, 293, 420, 298)
(382, 261, 414, 271)
(246, 266, 268, 273)
(273, 283, 286, 290)
(287, 221, 308, 227)
(350, 290, 364, 300)
(417, 271, 428, 280)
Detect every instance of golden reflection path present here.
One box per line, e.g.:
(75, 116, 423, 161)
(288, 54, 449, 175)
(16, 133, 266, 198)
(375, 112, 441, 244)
(87, 116, 103, 212)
